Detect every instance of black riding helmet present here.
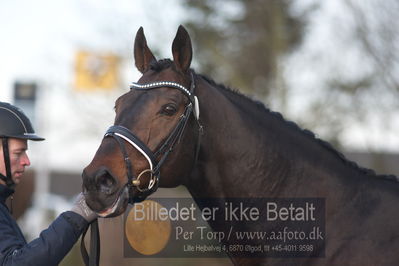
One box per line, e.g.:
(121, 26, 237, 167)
(0, 102, 44, 189)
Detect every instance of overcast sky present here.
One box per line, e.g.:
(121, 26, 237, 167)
(0, 0, 186, 92)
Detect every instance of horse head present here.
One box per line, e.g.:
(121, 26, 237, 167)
(82, 26, 201, 217)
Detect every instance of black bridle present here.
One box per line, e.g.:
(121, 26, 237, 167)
(82, 71, 203, 266)
(105, 71, 202, 203)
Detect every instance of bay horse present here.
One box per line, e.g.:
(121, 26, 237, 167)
(82, 26, 399, 266)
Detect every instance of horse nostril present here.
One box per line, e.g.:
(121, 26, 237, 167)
(95, 169, 117, 195)
(82, 170, 95, 192)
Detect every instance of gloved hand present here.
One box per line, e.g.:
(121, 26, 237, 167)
(71, 192, 97, 223)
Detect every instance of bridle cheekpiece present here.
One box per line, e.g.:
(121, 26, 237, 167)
(104, 71, 201, 203)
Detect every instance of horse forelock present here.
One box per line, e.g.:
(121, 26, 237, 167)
(149, 59, 174, 72)
(198, 74, 398, 183)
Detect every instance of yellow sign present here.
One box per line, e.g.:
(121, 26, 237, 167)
(125, 200, 171, 255)
(74, 51, 119, 91)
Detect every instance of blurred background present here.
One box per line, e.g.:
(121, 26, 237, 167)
(1, 0, 398, 265)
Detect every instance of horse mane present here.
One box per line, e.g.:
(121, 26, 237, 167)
(198, 74, 399, 183)
(148, 58, 398, 182)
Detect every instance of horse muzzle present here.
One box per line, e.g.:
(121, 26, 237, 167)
(96, 186, 129, 218)
(82, 167, 129, 217)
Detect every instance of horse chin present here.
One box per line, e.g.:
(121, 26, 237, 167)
(97, 186, 129, 218)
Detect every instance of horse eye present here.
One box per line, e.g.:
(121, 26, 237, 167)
(162, 104, 177, 116)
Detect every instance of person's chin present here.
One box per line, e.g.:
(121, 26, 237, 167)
(13, 173, 24, 184)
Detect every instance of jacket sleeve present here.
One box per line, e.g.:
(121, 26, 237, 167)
(1, 211, 88, 266)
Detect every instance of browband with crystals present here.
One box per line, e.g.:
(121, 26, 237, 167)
(130, 81, 192, 98)
(129, 80, 200, 120)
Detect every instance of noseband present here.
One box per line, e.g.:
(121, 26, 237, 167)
(104, 71, 202, 203)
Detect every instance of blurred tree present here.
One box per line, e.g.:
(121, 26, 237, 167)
(296, 0, 399, 148)
(182, 0, 399, 151)
(345, 0, 399, 94)
(181, 0, 311, 105)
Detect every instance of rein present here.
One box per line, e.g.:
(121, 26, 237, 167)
(81, 71, 203, 266)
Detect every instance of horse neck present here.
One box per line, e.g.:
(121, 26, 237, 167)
(186, 75, 365, 201)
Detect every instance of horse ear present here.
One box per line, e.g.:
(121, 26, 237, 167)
(172, 25, 192, 72)
(134, 27, 156, 73)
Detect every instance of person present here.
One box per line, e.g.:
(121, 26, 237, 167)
(0, 101, 96, 265)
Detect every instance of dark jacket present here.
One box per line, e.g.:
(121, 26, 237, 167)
(0, 185, 88, 266)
